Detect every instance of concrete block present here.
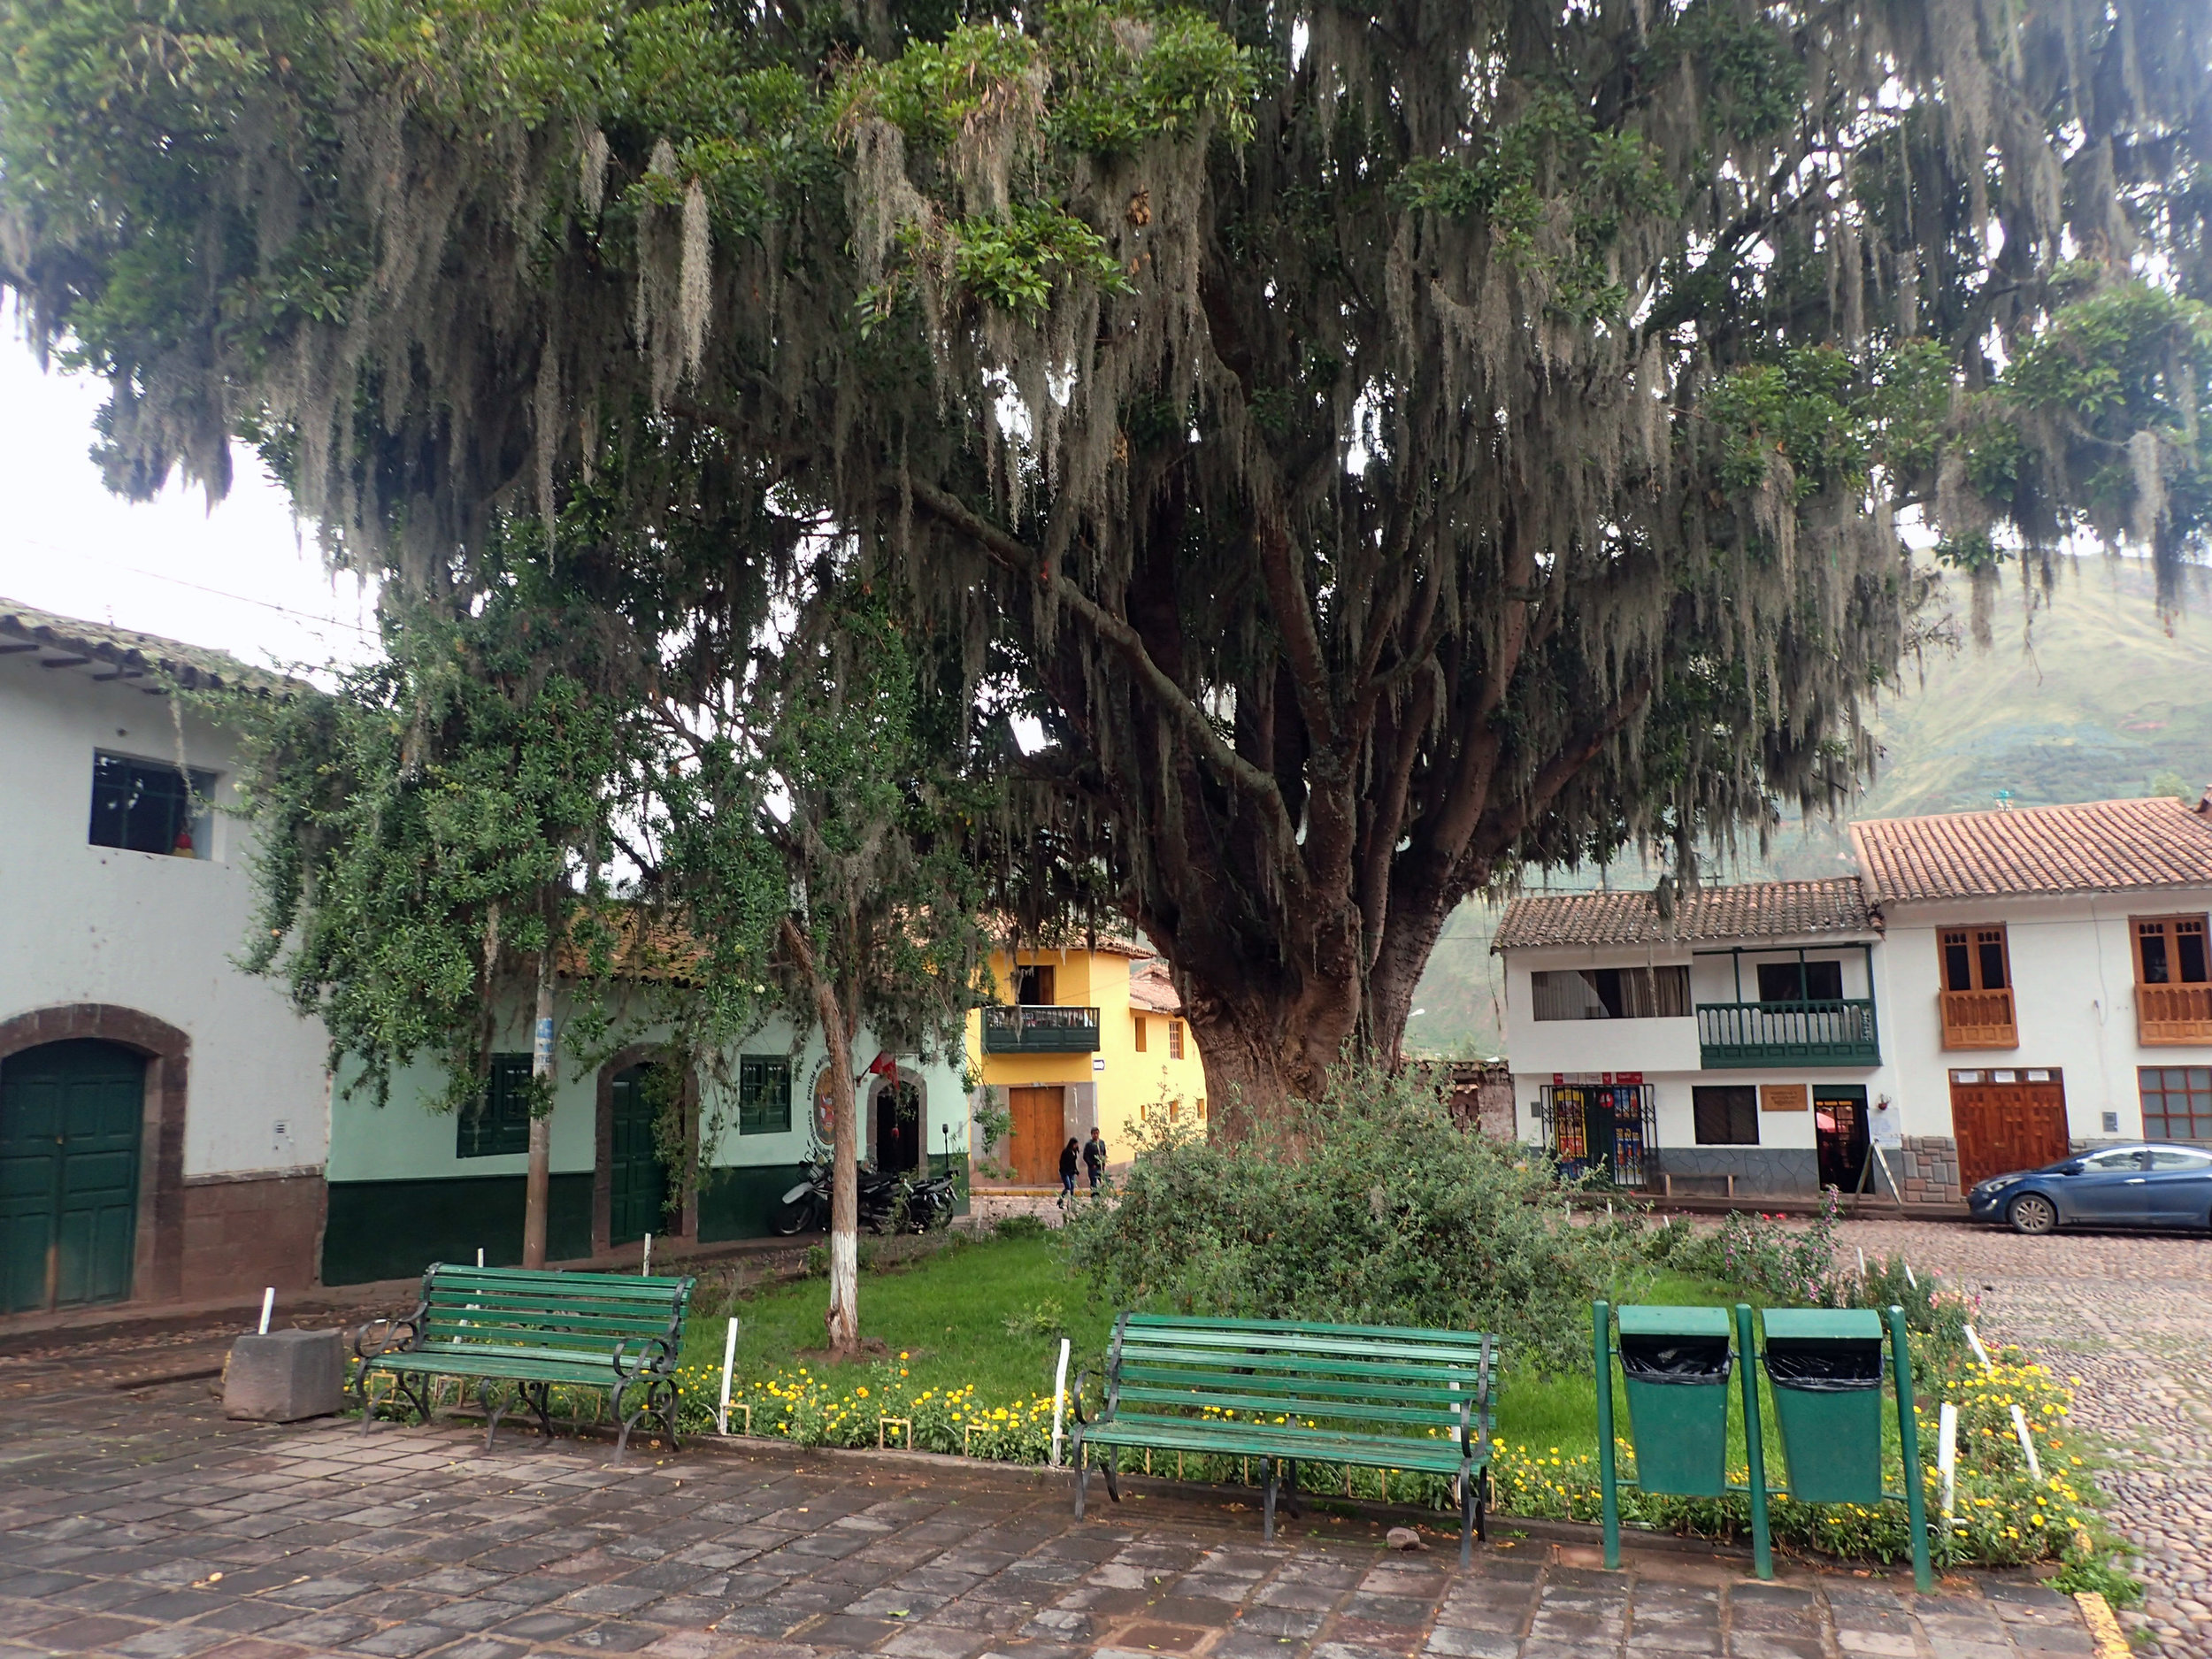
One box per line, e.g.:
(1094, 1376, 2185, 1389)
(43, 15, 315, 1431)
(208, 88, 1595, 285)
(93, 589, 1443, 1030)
(225, 1328, 345, 1422)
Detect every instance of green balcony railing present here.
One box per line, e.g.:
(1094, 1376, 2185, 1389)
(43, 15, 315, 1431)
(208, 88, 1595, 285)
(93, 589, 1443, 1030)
(1696, 999, 1879, 1068)
(982, 1004, 1102, 1054)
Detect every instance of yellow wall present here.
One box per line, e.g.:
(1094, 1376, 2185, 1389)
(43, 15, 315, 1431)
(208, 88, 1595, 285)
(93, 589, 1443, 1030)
(966, 946, 1209, 1167)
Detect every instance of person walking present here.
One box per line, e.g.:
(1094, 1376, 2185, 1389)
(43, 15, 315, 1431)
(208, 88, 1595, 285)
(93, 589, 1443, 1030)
(1058, 1136, 1080, 1205)
(1083, 1126, 1108, 1194)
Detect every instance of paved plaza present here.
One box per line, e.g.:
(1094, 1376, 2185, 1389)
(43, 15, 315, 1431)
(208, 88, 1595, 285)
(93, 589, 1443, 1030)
(1834, 1221, 2212, 1659)
(0, 1329, 2100, 1659)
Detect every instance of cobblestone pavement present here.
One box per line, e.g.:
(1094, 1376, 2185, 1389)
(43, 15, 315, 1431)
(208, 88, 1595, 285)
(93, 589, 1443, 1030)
(0, 1359, 2096, 1659)
(1836, 1219, 2212, 1659)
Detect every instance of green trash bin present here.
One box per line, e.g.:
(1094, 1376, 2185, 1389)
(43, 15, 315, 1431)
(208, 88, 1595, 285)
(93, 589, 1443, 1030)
(1761, 1308, 1886, 1503)
(1616, 1305, 1733, 1496)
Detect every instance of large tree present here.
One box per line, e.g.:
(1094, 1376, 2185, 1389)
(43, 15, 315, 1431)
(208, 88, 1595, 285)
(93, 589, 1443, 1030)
(7, 0, 2210, 1123)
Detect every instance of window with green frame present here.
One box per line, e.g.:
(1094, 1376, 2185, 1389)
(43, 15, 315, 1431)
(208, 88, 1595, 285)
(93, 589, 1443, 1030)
(739, 1056, 793, 1135)
(458, 1054, 534, 1157)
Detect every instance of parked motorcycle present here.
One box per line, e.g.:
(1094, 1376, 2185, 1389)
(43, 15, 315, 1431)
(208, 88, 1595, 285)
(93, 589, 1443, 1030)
(771, 1158, 959, 1235)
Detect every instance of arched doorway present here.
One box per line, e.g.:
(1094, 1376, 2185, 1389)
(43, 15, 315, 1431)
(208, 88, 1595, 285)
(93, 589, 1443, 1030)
(607, 1063, 673, 1248)
(1, 1040, 146, 1313)
(875, 1077, 923, 1173)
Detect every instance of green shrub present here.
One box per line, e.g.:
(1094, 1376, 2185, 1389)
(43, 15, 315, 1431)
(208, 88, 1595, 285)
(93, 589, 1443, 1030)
(1063, 1062, 1644, 1371)
(1002, 1296, 1067, 1340)
(994, 1213, 1051, 1241)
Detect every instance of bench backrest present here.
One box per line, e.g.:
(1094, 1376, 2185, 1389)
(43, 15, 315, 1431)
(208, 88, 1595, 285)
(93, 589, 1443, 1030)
(1105, 1312, 1494, 1450)
(415, 1264, 693, 1363)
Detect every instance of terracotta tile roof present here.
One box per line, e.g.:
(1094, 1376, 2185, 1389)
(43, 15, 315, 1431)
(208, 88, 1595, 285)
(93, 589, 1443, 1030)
(1128, 960, 1182, 1015)
(0, 596, 302, 696)
(1851, 796, 2212, 902)
(1494, 879, 1873, 951)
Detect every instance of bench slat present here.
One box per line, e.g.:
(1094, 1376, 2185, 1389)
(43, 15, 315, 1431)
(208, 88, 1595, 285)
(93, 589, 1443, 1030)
(1114, 1386, 1463, 1430)
(1084, 1417, 1479, 1471)
(1116, 1357, 1479, 1399)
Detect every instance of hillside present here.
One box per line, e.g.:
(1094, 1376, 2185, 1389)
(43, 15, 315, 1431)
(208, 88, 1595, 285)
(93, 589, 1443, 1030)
(1402, 557, 2212, 1059)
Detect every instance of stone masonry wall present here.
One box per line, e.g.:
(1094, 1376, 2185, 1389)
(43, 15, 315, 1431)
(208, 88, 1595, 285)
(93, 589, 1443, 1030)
(1893, 1135, 1962, 1205)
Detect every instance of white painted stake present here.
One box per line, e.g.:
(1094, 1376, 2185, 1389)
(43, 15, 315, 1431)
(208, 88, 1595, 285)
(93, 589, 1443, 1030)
(717, 1317, 740, 1436)
(1904, 1262, 1918, 1289)
(1856, 1247, 1867, 1281)
(1937, 1402, 1959, 1528)
(257, 1288, 274, 1335)
(477, 1247, 485, 1268)
(642, 1233, 654, 1277)
(1049, 1337, 1072, 1469)
(2010, 1405, 2043, 1481)
(1963, 1324, 1995, 1371)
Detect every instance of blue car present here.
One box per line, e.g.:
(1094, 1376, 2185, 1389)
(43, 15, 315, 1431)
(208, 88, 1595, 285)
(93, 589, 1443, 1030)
(1967, 1143, 2212, 1233)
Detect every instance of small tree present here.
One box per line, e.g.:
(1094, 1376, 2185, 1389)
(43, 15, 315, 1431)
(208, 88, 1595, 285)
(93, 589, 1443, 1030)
(647, 573, 991, 1354)
(235, 575, 636, 1265)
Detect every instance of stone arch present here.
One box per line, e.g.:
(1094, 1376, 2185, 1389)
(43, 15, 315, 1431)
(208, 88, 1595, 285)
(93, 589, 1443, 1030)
(593, 1045, 697, 1256)
(0, 1003, 188, 1303)
(866, 1064, 930, 1173)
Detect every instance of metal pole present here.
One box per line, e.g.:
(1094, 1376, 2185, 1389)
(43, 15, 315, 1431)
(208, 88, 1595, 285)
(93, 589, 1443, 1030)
(1887, 1305, 1933, 1593)
(642, 1233, 653, 1277)
(1736, 1303, 1772, 1581)
(1594, 1302, 1619, 1569)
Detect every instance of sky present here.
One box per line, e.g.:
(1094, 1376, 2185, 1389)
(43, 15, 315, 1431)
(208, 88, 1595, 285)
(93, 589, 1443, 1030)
(0, 327, 381, 676)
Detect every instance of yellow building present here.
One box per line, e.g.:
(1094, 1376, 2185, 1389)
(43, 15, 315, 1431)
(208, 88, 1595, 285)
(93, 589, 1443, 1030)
(968, 941, 1209, 1186)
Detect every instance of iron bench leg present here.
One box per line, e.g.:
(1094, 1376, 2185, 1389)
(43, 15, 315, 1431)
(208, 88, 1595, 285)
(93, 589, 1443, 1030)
(1103, 1445, 1121, 1504)
(479, 1378, 514, 1452)
(1282, 1458, 1301, 1518)
(1263, 1458, 1277, 1541)
(1071, 1427, 1088, 1520)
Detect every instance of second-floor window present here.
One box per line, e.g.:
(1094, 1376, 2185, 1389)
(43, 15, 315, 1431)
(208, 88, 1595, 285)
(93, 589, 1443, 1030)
(2134, 916, 2208, 986)
(1133, 1015, 1147, 1052)
(1016, 964, 1056, 1004)
(1755, 960, 1844, 1002)
(1169, 1020, 1185, 1059)
(1940, 926, 2010, 994)
(89, 751, 215, 858)
(1531, 965, 1691, 1021)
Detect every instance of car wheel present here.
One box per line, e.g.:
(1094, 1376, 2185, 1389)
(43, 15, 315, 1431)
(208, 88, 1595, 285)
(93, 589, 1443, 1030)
(2007, 1192, 2058, 1235)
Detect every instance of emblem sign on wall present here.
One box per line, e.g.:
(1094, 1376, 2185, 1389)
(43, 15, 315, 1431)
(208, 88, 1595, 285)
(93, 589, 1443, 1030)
(812, 1062, 838, 1142)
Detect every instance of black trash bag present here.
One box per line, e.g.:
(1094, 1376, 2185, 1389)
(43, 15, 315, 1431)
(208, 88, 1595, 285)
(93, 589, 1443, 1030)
(1619, 1334, 1732, 1386)
(1763, 1340, 1884, 1392)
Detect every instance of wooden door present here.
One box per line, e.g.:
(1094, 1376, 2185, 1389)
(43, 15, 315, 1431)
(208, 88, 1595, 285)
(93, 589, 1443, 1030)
(0, 1041, 143, 1313)
(608, 1064, 670, 1247)
(1949, 1075, 2070, 1187)
(1008, 1087, 1064, 1186)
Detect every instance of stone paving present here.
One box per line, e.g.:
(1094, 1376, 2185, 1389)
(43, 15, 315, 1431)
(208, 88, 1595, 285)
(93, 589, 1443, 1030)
(0, 1357, 2096, 1659)
(1835, 1220, 2212, 1659)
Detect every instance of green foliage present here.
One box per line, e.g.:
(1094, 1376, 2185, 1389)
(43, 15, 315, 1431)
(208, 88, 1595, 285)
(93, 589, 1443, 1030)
(223, 572, 634, 1110)
(1001, 1295, 1067, 1339)
(1704, 343, 1949, 501)
(941, 202, 1132, 319)
(1040, 3, 1256, 154)
(1063, 1063, 1645, 1372)
(994, 1212, 1051, 1242)
(1645, 1, 1806, 139)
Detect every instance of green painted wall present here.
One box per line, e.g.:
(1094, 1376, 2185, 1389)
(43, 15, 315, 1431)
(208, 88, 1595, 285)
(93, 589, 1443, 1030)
(696, 1164, 806, 1241)
(322, 1174, 593, 1285)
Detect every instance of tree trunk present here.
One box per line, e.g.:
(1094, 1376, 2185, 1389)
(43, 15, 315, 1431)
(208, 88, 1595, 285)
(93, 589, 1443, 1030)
(523, 941, 555, 1268)
(783, 917, 860, 1356)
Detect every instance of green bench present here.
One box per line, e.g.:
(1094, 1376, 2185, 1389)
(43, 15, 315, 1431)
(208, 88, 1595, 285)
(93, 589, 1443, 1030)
(353, 1263, 695, 1458)
(1071, 1313, 1497, 1563)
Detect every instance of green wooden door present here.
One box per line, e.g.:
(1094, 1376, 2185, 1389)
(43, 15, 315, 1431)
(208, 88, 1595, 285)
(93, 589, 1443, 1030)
(608, 1064, 670, 1247)
(0, 1041, 144, 1313)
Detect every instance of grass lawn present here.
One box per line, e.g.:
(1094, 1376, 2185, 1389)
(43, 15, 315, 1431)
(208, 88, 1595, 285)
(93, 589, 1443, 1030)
(679, 1229, 1763, 1463)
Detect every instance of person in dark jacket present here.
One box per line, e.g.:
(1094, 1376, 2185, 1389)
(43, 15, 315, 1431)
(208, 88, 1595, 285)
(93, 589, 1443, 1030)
(1083, 1127, 1108, 1193)
(1059, 1137, 1080, 1199)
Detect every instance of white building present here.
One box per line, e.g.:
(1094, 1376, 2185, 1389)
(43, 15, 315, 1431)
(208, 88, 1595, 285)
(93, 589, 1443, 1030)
(1, 599, 972, 1311)
(1494, 797, 2212, 1204)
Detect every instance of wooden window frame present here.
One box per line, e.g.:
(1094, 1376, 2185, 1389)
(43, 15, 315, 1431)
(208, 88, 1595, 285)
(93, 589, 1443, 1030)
(1133, 1014, 1147, 1053)
(737, 1055, 793, 1136)
(458, 1054, 534, 1158)
(2133, 916, 2212, 1045)
(1169, 1019, 1185, 1059)
(1938, 925, 2017, 1050)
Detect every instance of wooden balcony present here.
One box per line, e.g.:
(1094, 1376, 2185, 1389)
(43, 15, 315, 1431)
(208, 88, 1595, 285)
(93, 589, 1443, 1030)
(981, 1004, 1101, 1054)
(1939, 988, 2017, 1050)
(1696, 1000, 1880, 1068)
(2138, 982, 2212, 1046)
